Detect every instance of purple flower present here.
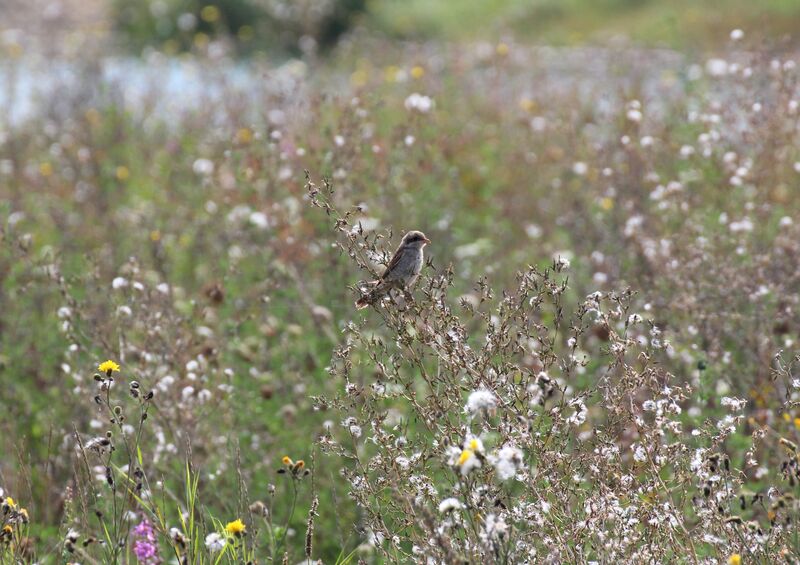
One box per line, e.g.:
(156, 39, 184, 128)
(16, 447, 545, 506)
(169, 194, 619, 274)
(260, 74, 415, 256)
(131, 519, 161, 565)
(132, 519, 156, 539)
(134, 539, 159, 562)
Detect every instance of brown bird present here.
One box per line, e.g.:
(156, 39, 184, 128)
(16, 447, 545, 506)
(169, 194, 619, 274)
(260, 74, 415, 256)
(355, 230, 431, 310)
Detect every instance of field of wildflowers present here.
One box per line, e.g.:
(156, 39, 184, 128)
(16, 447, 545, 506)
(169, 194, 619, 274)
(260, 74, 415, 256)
(3, 4, 800, 563)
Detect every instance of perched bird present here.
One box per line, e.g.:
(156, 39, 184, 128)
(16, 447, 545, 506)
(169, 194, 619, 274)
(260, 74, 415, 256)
(355, 230, 431, 310)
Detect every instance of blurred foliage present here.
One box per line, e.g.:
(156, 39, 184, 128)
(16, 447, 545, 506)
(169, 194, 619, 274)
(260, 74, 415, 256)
(112, 0, 366, 55)
(108, 0, 800, 57)
(369, 0, 800, 49)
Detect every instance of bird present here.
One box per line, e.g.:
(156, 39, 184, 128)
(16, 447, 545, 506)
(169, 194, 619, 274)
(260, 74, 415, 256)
(355, 230, 431, 310)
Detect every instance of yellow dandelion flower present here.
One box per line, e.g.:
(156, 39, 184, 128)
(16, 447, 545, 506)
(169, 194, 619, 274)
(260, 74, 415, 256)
(225, 518, 246, 537)
(468, 438, 480, 451)
(518, 98, 536, 113)
(458, 449, 473, 466)
(236, 128, 253, 144)
(727, 554, 741, 565)
(783, 412, 791, 422)
(150, 230, 161, 242)
(115, 166, 130, 181)
(5, 497, 15, 508)
(600, 197, 614, 211)
(410, 65, 425, 80)
(39, 162, 53, 177)
(496, 42, 510, 56)
(282, 455, 293, 466)
(294, 460, 305, 470)
(98, 360, 120, 374)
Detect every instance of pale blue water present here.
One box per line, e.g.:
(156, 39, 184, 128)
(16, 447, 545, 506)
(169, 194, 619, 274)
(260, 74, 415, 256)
(0, 55, 310, 126)
(0, 46, 695, 127)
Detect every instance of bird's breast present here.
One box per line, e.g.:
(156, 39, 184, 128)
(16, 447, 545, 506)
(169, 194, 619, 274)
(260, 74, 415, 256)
(414, 251, 424, 274)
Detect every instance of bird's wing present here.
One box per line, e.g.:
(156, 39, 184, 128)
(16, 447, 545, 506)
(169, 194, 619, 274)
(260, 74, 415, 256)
(381, 242, 408, 281)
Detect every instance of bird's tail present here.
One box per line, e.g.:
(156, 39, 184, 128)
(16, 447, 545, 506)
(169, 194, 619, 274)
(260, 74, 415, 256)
(355, 280, 383, 310)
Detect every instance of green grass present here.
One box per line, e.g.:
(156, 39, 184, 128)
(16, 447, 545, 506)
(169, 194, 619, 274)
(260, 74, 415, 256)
(368, 0, 800, 48)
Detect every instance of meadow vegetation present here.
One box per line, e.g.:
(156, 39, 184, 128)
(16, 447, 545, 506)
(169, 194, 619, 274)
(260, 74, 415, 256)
(2, 11, 800, 564)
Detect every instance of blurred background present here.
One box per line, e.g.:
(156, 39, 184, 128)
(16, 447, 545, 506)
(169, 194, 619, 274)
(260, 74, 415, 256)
(3, 0, 800, 563)
(3, 0, 800, 57)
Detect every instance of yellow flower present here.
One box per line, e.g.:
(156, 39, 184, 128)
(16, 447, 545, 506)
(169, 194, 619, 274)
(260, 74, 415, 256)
(727, 554, 741, 565)
(496, 42, 509, 56)
(236, 128, 253, 144)
(150, 230, 161, 242)
(410, 65, 425, 80)
(468, 438, 480, 451)
(600, 197, 614, 211)
(5, 497, 15, 508)
(282, 455, 293, 466)
(518, 98, 536, 113)
(458, 449, 474, 466)
(115, 166, 130, 181)
(225, 518, 246, 537)
(98, 360, 120, 374)
(39, 162, 53, 177)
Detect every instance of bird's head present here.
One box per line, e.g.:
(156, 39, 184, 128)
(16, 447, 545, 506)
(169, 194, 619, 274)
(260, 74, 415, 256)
(402, 230, 431, 248)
